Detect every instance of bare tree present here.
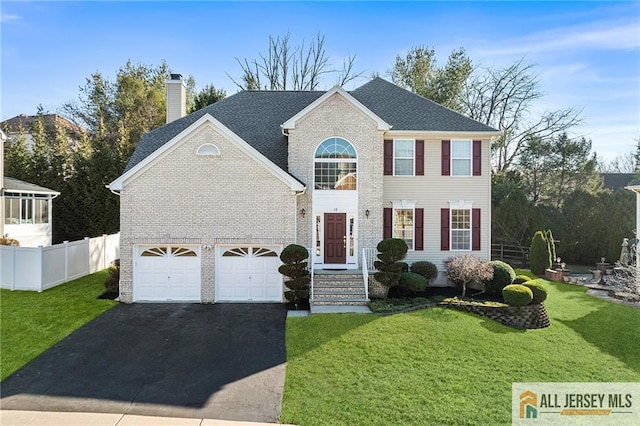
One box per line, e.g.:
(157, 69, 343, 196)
(230, 33, 363, 91)
(461, 59, 582, 174)
(599, 152, 635, 173)
(444, 254, 493, 297)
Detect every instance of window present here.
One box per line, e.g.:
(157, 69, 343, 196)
(394, 139, 414, 176)
(394, 209, 414, 250)
(314, 138, 357, 190)
(4, 194, 49, 225)
(196, 143, 220, 156)
(451, 209, 471, 250)
(451, 140, 471, 176)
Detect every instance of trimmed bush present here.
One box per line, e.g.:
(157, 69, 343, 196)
(502, 284, 533, 306)
(530, 231, 551, 276)
(399, 272, 429, 293)
(374, 238, 409, 290)
(513, 275, 531, 284)
(410, 261, 438, 283)
(522, 280, 548, 304)
(484, 261, 516, 295)
(546, 229, 557, 264)
(279, 244, 310, 305)
(104, 259, 120, 294)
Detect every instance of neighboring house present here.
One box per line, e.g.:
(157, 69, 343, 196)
(2, 176, 59, 247)
(601, 173, 637, 192)
(109, 75, 500, 304)
(1, 113, 82, 151)
(1, 130, 59, 247)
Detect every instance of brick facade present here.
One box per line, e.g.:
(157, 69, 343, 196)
(118, 123, 297, 303)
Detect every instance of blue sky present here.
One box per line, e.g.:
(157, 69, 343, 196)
(1, 1, 638, 162)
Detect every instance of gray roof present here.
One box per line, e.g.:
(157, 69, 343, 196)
(601, 173, 639, 192)
(4, 177, 59, 195)
(124, 77, 498, 174)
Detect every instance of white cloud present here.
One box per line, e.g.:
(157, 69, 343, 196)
(480, 20, 639, 57)
(0, 14, 21, 23)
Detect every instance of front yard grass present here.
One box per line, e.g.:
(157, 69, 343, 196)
(0, 270, 117, 380)
(281, 273, 640, 425)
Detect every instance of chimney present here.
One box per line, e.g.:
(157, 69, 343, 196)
(166, 73, 187, 123)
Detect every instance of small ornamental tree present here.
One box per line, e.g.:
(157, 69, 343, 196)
(374, 238, 409, 290)
(546, 229, 557, 264)
(444, 254, 493, 298)
(279, 244, 310, 305)
(530, 231, 551, 276)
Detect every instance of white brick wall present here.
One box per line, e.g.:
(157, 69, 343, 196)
(287, 93, 385, 265)
(119, 123, 297, 303)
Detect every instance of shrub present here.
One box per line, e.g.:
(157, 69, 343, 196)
(546, 229, 557, 264)
(444, 254, 493, 298)
(104, 259, 120, 294)
(373, 238, 408, 290)
(513, 275, 531, 284)
(398, 272, 429, 293)
(522, 280, 548, 304)
(502, 284, 533, 306)
(410, 261, 438, 283)
(484, 261, 516, 295)
(530, 231, 551, 276)
(279, 244, 310, 305)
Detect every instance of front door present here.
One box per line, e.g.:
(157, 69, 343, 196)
(324, 213, 346, 264)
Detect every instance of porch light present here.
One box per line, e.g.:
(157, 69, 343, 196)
(365, 209, 370, 218)
(301, 208, 306, 218)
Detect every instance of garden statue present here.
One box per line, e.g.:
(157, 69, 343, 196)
(619, 238, 630, 265)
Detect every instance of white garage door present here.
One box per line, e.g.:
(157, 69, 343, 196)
(216, 246, 283, 302)
(134, 245, 201, 302)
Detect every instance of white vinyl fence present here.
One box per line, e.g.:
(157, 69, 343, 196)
(0, 233, 120, 292)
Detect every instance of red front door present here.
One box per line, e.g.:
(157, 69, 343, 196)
(324, 213, 346, 264)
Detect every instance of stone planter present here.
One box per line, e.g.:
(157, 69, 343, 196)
(442, 301, 551, 329)
(368, 276, 389, 299)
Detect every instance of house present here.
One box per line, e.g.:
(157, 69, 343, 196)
(1, 130, 59, 246)
(1, 113, 83, 151)
(108, 75, 500, 304)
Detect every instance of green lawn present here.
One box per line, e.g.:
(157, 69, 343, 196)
(281, 273, 640, 425)
(0, 270, 117, 380)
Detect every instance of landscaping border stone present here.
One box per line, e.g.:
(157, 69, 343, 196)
(441, 301, 550, 329)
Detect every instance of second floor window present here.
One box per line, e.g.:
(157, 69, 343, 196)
(451, 140, 472, 176)
(394, 139, 414, 176)
(314, 137, 357, 190)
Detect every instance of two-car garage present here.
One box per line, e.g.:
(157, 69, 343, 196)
(133, 244, 283, 303)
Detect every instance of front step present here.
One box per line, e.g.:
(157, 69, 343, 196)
(311, 271, 370, 311)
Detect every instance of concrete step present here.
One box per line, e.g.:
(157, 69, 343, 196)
(314, 274, 363, 280)
(314, 282, 364, 289)
(311, 298, 370, 306)
(313, 291, 367, 300)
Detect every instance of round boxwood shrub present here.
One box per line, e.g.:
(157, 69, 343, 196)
(502, 284, 533, 306)
(512, 274, 531, 284)
(398, 272, 429, 292)
(410, 261, 438, 283)
(484, 260, 516, 295)
(522, 280, 548, 304)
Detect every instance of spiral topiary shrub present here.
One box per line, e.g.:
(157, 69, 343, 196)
(522, 280, 548, 304)
(374, 238, 409, 290)
(279, 244, 310, 305)
(398, 272, 429, 293)
(483, 260, 516, 295)
(502, 284, 533, 306)
(410, 261, 438, 283)
(513, 274, 531, 284)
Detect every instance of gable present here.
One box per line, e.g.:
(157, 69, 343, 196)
(109, 114, 304, 191)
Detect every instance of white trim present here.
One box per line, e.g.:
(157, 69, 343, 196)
(109, 114, 305, 192)
(385, 130, 502, 138)
(448, 199, 474, 209)
(282, 85, 391, 131)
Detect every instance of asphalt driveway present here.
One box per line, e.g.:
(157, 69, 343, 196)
(0, 303, 288, 423)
